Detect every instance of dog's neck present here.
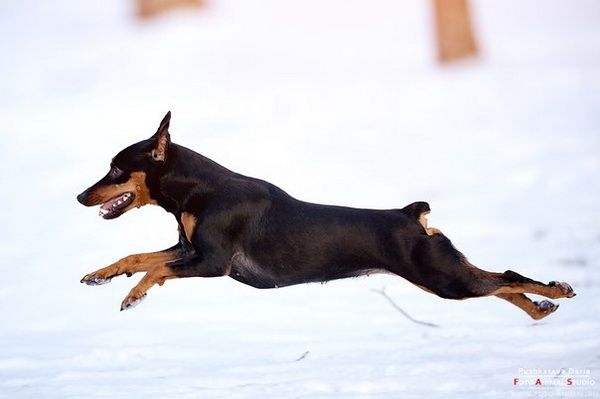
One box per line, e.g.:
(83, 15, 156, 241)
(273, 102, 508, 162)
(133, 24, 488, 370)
(151, 143, 234, 214)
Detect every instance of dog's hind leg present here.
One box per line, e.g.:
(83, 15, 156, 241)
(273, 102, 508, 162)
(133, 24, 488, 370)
(489, 271, 576, 299)
(388, 233, 575, 319)
(80, 244, 181, 286)
(495, 293, 559, 320)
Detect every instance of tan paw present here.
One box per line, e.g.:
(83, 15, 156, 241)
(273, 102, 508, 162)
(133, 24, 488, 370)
(531, 300, 559, 320)
(80, 267, 117, 285)
(549, 281, 576, 298)
(120, 290, 148, 311)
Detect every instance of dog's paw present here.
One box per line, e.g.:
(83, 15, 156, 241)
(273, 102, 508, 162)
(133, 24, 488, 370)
(80, 273, 112, 286)
(81, 265, 121, 286)
(532, 300, 559, 320)
(120, 292, 147, 311)
(549, 281, 576, 298)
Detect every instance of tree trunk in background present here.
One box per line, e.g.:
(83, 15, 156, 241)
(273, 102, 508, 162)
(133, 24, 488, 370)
(137, 0, 204, 19)
(433, 0, 479, 63)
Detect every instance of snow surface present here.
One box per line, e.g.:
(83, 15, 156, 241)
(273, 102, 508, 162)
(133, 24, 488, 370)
(1, 0, 599, 397)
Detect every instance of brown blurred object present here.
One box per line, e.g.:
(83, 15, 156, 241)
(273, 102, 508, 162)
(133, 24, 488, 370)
(137, 0, 204, 19)
(433, 0, 478, 63)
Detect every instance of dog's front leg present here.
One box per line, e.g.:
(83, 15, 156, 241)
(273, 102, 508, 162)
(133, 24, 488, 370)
(80, 244, 182, 286)
(120, 253, 228, 311)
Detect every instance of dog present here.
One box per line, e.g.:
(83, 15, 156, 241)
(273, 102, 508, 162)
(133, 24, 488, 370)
(77, 112, 576, 318)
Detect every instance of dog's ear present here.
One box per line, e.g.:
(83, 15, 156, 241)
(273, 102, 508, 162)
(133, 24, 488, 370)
(151, 111, 171, 162)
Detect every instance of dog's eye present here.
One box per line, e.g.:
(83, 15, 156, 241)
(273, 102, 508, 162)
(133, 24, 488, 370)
(109, 166, 123, 178)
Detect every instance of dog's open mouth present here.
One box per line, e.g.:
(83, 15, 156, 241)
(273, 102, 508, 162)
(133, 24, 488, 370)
(99, 192, 135, 219)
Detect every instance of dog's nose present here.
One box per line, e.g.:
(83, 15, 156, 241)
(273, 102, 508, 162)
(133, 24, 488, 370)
(77, 191, 88, 205)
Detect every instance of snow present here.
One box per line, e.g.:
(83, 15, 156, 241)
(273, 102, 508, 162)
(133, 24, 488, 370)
(1, 0, 599, 397)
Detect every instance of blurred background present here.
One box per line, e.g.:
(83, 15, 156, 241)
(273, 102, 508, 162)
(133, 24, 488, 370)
(1, 1, 599, 397)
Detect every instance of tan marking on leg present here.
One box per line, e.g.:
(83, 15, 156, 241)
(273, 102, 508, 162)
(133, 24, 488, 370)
(496, 293, 558, 320)
(490, 283, 574, 299)
(82, 250, 178, 282)
(120, 264, 183, 310)
(181, 212, 197, 243)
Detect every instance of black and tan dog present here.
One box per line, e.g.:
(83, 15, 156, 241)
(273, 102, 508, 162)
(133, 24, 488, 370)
(78, 112, 576, 318)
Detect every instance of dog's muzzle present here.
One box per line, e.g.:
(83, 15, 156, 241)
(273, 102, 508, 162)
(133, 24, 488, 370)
(77, 190, 90, 205)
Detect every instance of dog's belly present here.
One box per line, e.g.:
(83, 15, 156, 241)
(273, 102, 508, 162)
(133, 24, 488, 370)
(228, 252, 290, 289)
(227, 252, 387, 289)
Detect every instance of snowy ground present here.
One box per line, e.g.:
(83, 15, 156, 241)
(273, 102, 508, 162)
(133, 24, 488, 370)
(1, 0, 599, 397)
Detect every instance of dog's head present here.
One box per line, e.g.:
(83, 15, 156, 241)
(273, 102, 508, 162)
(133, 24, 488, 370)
(77, 111, 172, 219)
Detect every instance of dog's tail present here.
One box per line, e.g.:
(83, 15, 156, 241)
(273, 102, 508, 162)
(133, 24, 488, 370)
(399, 201, 437, 232)
(399, 201, 430, 220)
